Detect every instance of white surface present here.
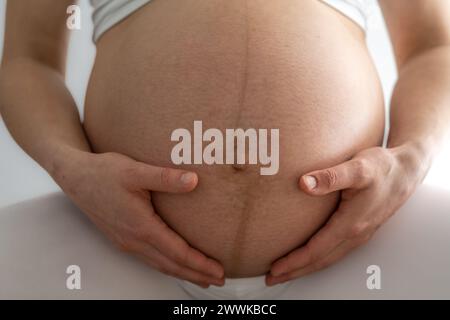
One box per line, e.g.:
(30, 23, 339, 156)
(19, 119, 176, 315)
(1, 184, 449, 299)
(0, 0, 449, 208)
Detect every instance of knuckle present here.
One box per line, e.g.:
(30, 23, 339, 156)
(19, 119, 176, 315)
(312, 259, 328, 271)
(120, 165, 140, 186)
(166, 263, 182, 277)
(117, 243, 130, 253)
(398, 185, 408, 198)
(159, 167, 172, 189)
(348, 222, 370, 239)
(382, 148, 397, 174)
(302, 243, 315, 265)
(158, 266, 174, 277)
(174, 247, 190, 266)
(116, 239, 135, 253)
(323, 169, 338, 188)
(358, 233, 373, 245)
(354, 159, 373, 184)
(133, 226, 153, 243)
(398, 183, 413, 201)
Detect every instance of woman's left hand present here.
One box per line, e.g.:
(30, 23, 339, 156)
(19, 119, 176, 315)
(267, 144, 427, 286)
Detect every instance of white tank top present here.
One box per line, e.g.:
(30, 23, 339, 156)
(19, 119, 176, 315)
(90, 0, 376, 43)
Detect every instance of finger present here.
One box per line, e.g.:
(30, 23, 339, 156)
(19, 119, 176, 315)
(131, 162, 198, 193)
(267, 239, 358, 286)
(135, 251, 209, 288)
(145, 213, 225, 279)
(88, 214, 131, 251)
(299, 159, 372, 195)
(270, 213, 347, 277)
(135, 247, 225, 288)
(89, 214, 224, 287)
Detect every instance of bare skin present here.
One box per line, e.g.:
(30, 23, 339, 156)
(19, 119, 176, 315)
(0, 0, 449, 288)
(0, 0, 224, 288)
(268, 0, 450, 285)
(83, 0, 384, 277)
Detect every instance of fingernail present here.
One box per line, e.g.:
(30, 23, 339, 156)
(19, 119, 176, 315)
(271, 269, 285, 277)
(211, 278, 225, 287)
(266, 277, 283, 287)
(271, 276, 289, 286)
(210, 268, 224, 279)
(180, 172, 196, 185)
(303, 175, 317, 190)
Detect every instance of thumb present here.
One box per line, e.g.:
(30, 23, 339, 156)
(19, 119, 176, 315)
(132, 163, 198, 193)
(299, 159, 370, 195)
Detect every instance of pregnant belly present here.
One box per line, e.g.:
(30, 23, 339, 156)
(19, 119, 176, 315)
(83, 0, 385, 277)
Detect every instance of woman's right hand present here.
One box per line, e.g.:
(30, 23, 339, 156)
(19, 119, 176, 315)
(52, 149, 225, 288)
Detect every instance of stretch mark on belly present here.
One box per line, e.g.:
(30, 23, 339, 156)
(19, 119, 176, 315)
(229, 183, 253, 274)
(231, 0, 251, 173)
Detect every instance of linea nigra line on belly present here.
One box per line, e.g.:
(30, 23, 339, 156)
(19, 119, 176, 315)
(229, 0, 252, 274)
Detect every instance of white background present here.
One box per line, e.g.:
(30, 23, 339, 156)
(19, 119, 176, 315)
(0, 0, 449, 208)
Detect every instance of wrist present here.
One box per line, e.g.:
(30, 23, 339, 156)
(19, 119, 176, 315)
(389, 140, 435, 184)
(45, 143, 92, 184)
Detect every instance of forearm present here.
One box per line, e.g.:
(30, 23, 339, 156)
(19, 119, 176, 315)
(387, 45, 450, 179)
(0, 57, 91, 178)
